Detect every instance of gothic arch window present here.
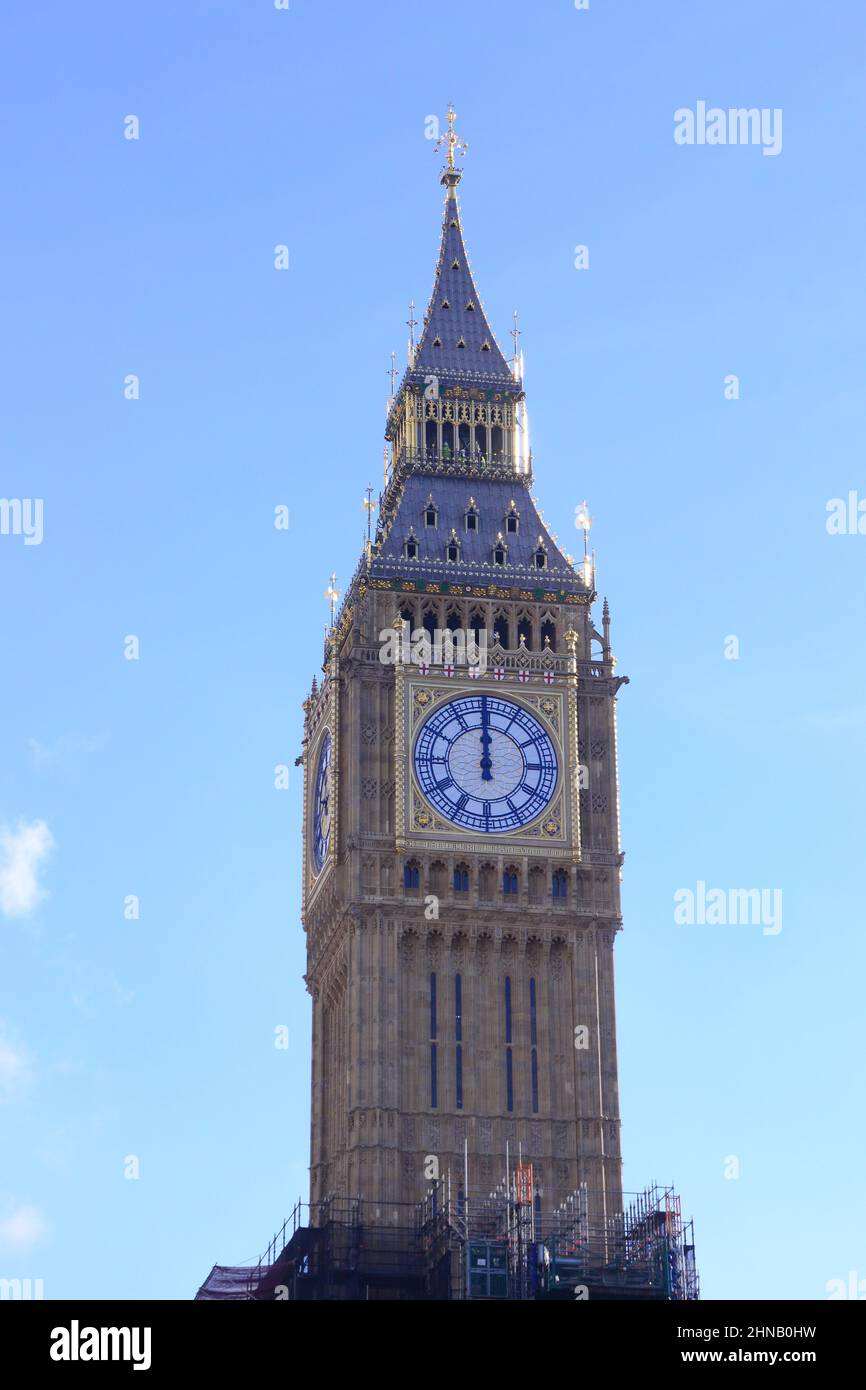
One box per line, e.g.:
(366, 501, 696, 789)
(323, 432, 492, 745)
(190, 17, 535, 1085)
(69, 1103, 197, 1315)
(479, 862, 496, 899)
(503, 865, 519, 897)
(400, 604, 415, 627)
(493, 611, 510, 649)
(453, 863, 470, 893)
(422, 607, 438, 643)
(442, 421, 454, 457)
(504, 502, 520, 535)
(445, 609, 462, 633)
(404, 530, 419, 561)
(491, 423, 503, 457)
(469, 607, 486, 650)
(528, 865, 545, 905)
(429, 861, 446, 895)
(424, 497, 438, 528)
(456, 337, 466, 350)
(458, 420, 470, 453)
(441, 298, 451, 309)
(404, 859, 420, 892)
(445, 532, 461, 563)
(516, 612, 533, 648)
(451, 258, 460, 270)
(481, 341, 492, 353)
(464, 500, 479, 532)
(533, 540, 548, 570)
(425, 419, 437, 453)
(492, 534, 508, 566)
(541, 618, 557, 651)
(553, 869, 568, 901)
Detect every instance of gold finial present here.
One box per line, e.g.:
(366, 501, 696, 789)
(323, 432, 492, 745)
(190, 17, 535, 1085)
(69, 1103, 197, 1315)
(325, 573, 340, 627)
(407, 300, 417, 365)
(511, 310, 521, 380)
(363, 484, 377, 546)
(435, 103, 468, 171)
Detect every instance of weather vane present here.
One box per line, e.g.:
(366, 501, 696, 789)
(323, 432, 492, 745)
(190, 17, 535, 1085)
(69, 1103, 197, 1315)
(435, 103, 468, 170)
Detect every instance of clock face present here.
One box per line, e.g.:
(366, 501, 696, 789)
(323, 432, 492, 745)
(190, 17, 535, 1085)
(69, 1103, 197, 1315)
(413, 694, 558, 834)
(312, 731, 332, 872)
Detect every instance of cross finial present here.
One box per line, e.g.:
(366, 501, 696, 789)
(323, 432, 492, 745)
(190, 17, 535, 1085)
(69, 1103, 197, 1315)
(325, 573, 340, 627)
(363, 483, 377, 544)
(511, 310, 522, 382)
(388, 351, 398, 399)
(435, 103, 468, 171)
(406, 300, 417, 364)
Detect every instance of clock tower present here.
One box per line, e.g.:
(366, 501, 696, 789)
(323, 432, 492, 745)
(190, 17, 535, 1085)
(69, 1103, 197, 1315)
(301, 111, 628, 1235)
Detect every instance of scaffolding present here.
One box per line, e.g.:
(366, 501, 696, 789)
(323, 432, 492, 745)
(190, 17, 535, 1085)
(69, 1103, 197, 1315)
(229, 1174, 699, 1302)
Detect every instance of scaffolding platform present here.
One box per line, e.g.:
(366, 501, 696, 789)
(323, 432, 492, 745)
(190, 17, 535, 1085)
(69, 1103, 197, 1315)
(196, 1178, 699, 1302)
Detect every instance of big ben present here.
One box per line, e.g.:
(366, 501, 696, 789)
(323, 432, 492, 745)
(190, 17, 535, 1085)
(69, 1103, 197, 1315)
(301, 108, 627, 1235)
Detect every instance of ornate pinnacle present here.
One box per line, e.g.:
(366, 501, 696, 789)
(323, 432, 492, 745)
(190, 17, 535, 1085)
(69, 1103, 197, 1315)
(434, 103, 468, 172)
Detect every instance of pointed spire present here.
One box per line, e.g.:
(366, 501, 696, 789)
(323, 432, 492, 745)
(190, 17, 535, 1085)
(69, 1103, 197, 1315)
(410, 106, 514, 386)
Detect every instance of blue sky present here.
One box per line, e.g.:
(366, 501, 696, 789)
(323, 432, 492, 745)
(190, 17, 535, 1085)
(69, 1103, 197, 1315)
(1, 0, 864, 1301)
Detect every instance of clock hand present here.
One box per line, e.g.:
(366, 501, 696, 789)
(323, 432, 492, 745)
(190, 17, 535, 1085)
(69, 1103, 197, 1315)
(480, 695, 493, 782)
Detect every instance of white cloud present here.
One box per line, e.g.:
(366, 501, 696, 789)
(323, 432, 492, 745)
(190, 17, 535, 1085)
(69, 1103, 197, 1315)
(0, 1026, 30, 1101)
(0, 1206, 47, 1249)
(27, 734, 106, 772)
(0, 820, 54, 918)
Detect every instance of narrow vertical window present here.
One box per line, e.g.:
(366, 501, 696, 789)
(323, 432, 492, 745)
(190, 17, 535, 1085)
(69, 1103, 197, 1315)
(455, 973, 463, 1109)
(530, 977, 539, 1113)
(504, 976, 514, 1111)
(430, 972, 437, 1108)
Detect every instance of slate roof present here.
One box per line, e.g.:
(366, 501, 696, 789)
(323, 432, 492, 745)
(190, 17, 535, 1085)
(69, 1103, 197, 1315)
(412, 179, 515, 384)
(370, 473, 584, 594)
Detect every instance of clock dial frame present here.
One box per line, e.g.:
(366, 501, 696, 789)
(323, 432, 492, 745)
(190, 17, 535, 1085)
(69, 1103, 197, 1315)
(312, 731, 332, 872)
(413, 693, 559, 834)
